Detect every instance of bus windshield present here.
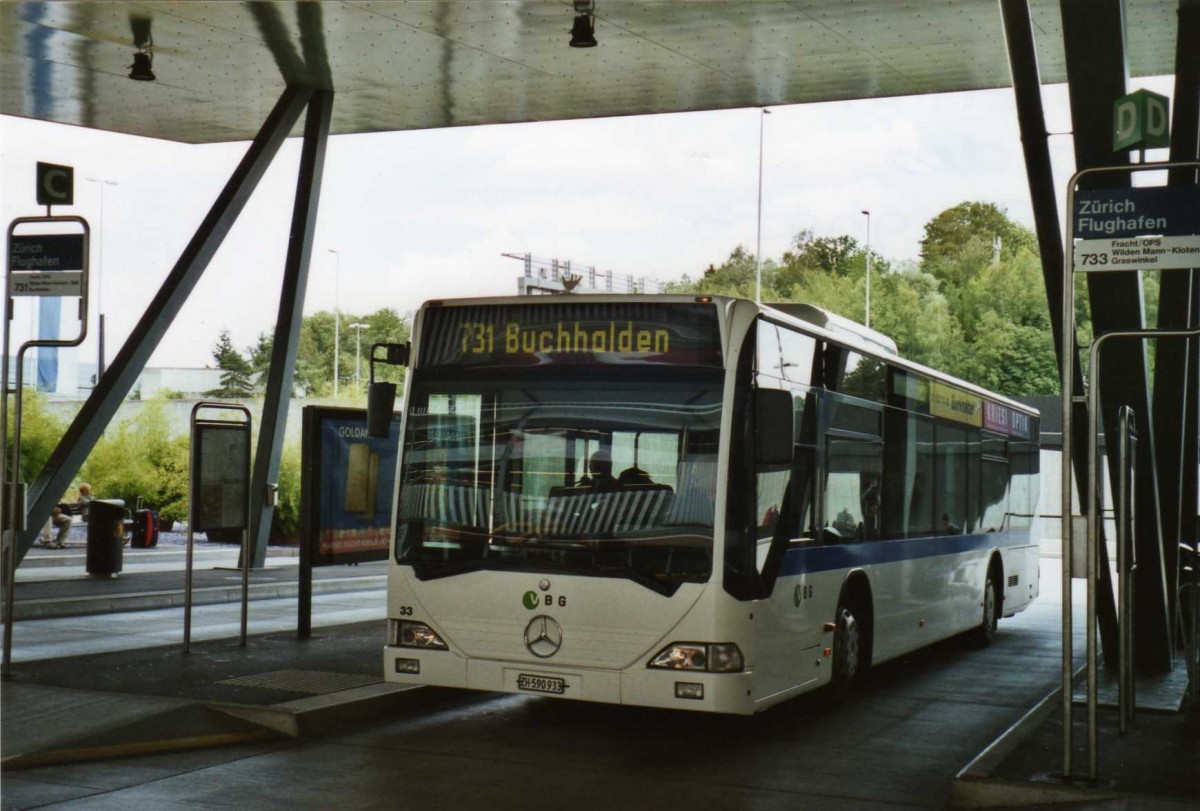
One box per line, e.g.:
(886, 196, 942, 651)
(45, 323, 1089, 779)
(395, 375, 722, 594)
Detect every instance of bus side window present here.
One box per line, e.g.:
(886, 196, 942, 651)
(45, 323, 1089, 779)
(935, 424, 968, 535)
(824, 437, 883, 543)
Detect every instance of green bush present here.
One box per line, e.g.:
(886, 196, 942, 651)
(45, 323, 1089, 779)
(81, 398, 189, 517)
(4, 390, 69, 483)
(154, 435, 190, 524)
(16, 391, 306, 537)
(271, 441, 302, 538)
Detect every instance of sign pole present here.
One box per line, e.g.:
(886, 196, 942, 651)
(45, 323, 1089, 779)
(2, 215, 90, 679)
(1061, 159, 1200, 781)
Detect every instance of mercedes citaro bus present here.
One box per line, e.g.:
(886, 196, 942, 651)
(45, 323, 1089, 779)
(381, 295, 1039, 714)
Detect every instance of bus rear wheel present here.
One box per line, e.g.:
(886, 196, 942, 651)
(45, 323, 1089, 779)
(972, 571, 1000, 647)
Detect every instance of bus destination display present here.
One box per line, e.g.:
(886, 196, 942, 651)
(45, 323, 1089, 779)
(420, 302, 722, 368)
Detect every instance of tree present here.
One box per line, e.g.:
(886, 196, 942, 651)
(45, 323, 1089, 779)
(282, 308, 412, 397)
(777, 231, 863, 289)
(248, 331, 273, 378)
(4, 389, 68, 483)
(949, 312, 1060, 396)
(666, 246, 780, 300)
(919, 201, 1036, 270)
(208, 328, 254, 397)
(868, 266, 959, 371)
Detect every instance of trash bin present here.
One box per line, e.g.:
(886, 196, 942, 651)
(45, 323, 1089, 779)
(86, 498, 126, 578)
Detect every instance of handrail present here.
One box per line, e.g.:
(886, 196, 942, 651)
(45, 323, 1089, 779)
(1116, 405, 1137, 732)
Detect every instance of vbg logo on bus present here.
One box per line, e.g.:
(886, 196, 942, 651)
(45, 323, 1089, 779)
(523, 590, 567, 609)
(794, 583, 813, 607)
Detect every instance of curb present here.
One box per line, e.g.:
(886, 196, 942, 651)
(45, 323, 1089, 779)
(1, 684, 483, 771)
(950, 666, 1195, 810)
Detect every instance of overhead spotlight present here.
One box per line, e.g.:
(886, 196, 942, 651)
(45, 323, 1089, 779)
(129, 50, 156, 81)
(570, 0, 597, 48)
(129, 14, 156, 80)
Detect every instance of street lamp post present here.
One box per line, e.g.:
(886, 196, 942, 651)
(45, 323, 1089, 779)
(755, 108, 771, 305)
(349, 322, 367, 390)
(86, 177, 118, 381)
(329, 249, 340, 396)
(861, 209, 872, 329)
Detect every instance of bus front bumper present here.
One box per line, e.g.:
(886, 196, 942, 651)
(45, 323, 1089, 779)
(384, 646, 756, 714)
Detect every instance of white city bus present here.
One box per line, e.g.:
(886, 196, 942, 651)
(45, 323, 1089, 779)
(382, 295, 1039, 714)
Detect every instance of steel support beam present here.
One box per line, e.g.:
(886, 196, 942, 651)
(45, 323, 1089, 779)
(999, 0, 1097, 533)
(1000, 0, 1116, 776)
(14, 85, 313, 561)
(1061, 0, 1171, 670)
(248, 89, 333, 567)
(1153, 1, 1200, 620)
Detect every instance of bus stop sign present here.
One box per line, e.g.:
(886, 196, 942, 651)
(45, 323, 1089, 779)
(6, 233, 86, 297)
(36, 162, 74, 206)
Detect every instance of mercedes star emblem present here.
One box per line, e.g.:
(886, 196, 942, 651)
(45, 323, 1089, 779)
(523, 615, 563, 658)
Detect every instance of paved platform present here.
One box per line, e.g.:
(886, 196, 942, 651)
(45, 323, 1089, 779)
(3, 533, 409, 772)
(12, 545, 384, 621)
(1, 549, 1195, 809)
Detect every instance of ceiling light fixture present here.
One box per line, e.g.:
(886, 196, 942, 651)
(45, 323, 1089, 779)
(129, 14, 156, 81)
(570, 0, 597, 48)
(129, 50, 155, 81)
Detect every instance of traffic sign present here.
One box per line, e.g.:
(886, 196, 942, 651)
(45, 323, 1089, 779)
(6, 232, 87, 296)
(36, 162, 74, 206)
(1073, 186, 1200, 272)
(8, 234, 85, 271)
(1113, 90, 1170, 152)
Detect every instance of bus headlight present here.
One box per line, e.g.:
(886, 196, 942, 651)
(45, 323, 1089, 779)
(648, 642, 744, 673)
(390, 619, 448, 650)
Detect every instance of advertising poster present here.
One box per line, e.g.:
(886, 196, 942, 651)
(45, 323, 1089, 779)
(304, 407, 401, 566)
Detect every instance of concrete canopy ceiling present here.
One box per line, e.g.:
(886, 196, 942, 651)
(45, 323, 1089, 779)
(0, 1, 1181, 144)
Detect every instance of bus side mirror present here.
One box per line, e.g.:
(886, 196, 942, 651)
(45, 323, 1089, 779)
(367, 382, 397, 438)
(366, 342, 409, 438)
(754, 388, 794, 465)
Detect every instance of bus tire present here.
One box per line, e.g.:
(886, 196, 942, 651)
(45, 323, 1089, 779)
(972, 565, 1001, 648)
(832, 600, 864, 693)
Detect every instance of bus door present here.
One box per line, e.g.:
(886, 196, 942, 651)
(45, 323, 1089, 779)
(752, 387, 826, 698)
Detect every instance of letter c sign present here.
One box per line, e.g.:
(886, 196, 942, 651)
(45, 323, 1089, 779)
(36, 162, 74, 206)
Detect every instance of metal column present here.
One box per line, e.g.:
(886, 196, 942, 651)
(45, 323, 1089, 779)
(1000, 0, 1111, 776)
(1117, 405, 1137, 733)
(1153, 0, 1200, 619)
(1062, 0, 1169, 671)
(12, 86, 312, 563)
(248, 89, 333, 567)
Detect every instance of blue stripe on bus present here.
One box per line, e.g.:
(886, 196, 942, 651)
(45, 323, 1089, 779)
(778, 532, 1017, 577)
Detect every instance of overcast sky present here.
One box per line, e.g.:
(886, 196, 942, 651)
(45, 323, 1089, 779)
(0, 75, 1173, 370)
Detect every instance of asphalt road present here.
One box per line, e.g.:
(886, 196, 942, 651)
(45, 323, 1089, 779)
(2, 561, 1079, 810)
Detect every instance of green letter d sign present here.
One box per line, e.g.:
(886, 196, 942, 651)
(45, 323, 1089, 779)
(1114, 89, 1170, 152)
